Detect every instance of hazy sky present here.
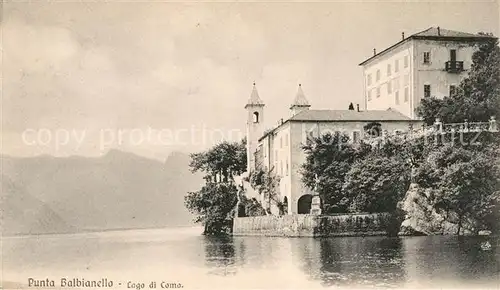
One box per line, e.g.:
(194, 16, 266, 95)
(2, 0, 499, 160)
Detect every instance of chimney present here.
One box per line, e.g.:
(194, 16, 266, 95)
(402, 32, 405, 40)
(373, 48, 377, 56)
(356, 104, 360, 112)
(437, 26, 441, 36)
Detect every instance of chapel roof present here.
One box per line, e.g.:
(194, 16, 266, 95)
(289, 108, 412, 122)
(258, 108, 416, 141)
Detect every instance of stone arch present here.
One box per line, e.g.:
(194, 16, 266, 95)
(297, 194, 313, 214)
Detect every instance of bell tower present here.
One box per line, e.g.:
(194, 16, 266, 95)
(245, 82, 265, 173)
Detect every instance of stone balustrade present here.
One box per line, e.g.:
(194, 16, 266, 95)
(365, 116, 497, 145)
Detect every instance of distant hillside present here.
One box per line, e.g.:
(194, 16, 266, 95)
(0, 150, 203, 235)
(1, 175, 74, 235)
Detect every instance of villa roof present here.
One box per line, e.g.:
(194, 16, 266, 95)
(359, 27, 496, 66)
(413, 27, 482, 38)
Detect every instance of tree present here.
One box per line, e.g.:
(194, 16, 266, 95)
(417, 37, 500, 125)
(185, 139, 247, 234)
(416, 97, 445, 126)
(414, 145, 500, 235)
(185, 183, 238, 235)
(189, 139, 247, 183)
(348, 102, 355, 110)
(343, 155, 411, 214)
(301, 132, 369, 213)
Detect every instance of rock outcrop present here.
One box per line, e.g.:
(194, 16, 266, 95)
(398, 183, 476, 236)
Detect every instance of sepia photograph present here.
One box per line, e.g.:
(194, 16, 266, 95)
(1, 0, 499, 289)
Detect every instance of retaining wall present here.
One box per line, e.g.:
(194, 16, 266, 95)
(232, 213, 390, 237)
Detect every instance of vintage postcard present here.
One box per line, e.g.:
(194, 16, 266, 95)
(1, 0, 499, 289)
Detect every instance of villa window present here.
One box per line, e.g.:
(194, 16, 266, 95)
(387, 81, 392, 94)
(367, 74, 372, 86)
(367, 90, 372, 101)
(395, 59, 399, 72)
(424, 84, 431, 98)
(423, 52, 431, 64)
(387, 64, 391, 76)
(450, 49, 457, 62)
(376, 70, 381, 82)
(404, 87, 409, 102)
(376, 87, 381, 98)
(395, 91, 400, 105)
(404, 55, 409, 68)
(364, 122, 382, 137)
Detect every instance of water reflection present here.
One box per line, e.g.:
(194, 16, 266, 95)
(291, 237, 406, 287)
(3, 229, 499, 289)
(199, 235, 498, 288)
(402, 236, 500, 288)
(203, 235, 237, 276)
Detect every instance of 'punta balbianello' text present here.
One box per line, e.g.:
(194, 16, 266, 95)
(28, 278, 114, 288)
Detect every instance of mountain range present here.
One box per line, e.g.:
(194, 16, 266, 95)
(1, 150, 203, 235)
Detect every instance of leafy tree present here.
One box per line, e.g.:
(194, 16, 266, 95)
(416, 97, 445, 126)
(348, 102, 355, 110)
(417, 37, 500, 125)
(189, 139, 247, 183)
(185, 139, 247, 234)
(378, 134, 430, 167)
(301, 132, 369, 213)
(185, 183, 238, 235)
(415, 145, 500, 234)
(343, 155, 411, 213)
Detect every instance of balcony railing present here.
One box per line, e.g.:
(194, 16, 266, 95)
(364, 117, 498, 145)
(445, 61, 464, 73)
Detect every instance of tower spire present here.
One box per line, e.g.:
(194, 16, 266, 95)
(291, 84, 310, 108)
(245, 82, 264, 108)
(290, 84, 311, 116)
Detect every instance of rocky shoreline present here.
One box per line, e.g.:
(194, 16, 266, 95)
(398, 183, 494, 236)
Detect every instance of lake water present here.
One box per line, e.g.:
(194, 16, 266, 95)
(2, 227, 499, 289)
